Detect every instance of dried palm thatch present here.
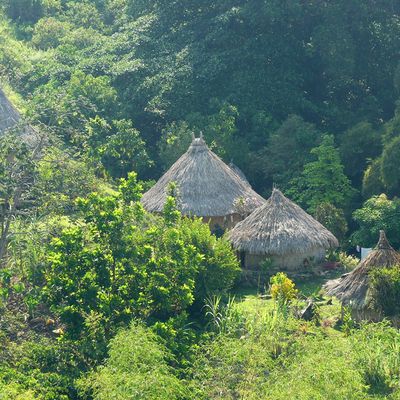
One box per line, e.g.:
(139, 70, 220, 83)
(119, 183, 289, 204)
(142, 135, 265, 217)
(0, 88, 20, 134)
(324, 231, 400, 313)
(229, 162, 249, 184)
(228, 188, 338, 256)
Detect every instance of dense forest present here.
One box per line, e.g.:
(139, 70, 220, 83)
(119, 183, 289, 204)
(1, 0, 400, 399)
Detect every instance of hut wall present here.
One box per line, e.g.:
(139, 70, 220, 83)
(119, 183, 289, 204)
(244, 247, 326, 270)
(351, 308, 383, 323)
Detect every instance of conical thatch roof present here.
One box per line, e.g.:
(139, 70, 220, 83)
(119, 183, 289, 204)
(324, 231, 400, 310)
(141, 136, 265, 216)
(229, 162, 249, 184)
(0, 88, 20, 134)
(228, 188, 339, 256)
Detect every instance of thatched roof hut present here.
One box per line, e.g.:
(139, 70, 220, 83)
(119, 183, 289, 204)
(141, 135, 265, 229)
(0, 88, 20, 134)
(228, 188, 339, 269)
(324, 231, 400, 320)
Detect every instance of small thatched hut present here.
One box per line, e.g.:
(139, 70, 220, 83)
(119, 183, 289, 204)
(141, 135, 265, 230)
(228, 188, 339, 270)
(324, 231, 400, 321)
(0, 88, 20, 134)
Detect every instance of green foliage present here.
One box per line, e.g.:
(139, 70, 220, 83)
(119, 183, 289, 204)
(352, 194, 400, 248)
(177, 218, 240, 305)
(0, 382, 36, 400)
(291, 135, 356, 212)
(30, 71, 117, 143)
(352, 322, 400, 395)
(162, 183, 181, 226)
(158, 121, 193, 170)
(382, 136, 400, 196)
(338, 252, 359, 271)
(118, 171, 143, 204)
(190, 306, 289, 400)
(203, 295, 243, 335)
(339, 121, 382, 186)
(79, 322, 187, 400)
(3, 2, 400, 398)
(158, 102, 242, 169)
(32, 18, 71, 50)
(261, 115, 321, 190)
(341, 306, 356, 337)
(2, 0, 43, 23)
(314, 202, 348, 244)
(42, 181, 239, 339)
(263, 334, 368, 400)
(2, 0, 400, 194)
(362, 158, 386, 199)
(65, 1, 105, 30)
(0, 335, 85, 400)
(34, 146, 98, 215)
(0, 133, 38, 264)
(191, 298, 400, 400)
(7, 215, 74, 285)
(151, 312, 198, 370)
(370, 267, 400, 317)
(85, 117, 152, 178)
(270, 273, 298, 312)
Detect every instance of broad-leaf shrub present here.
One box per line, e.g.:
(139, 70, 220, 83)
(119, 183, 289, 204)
(79, 322, 188, 400)
(42, 174, 239, 340)
(270, 273, 298, 306)
(370, 267, 400, 317)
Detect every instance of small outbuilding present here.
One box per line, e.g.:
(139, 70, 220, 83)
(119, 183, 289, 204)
(228, 188, 338, 270)
(141, 135, 265, 230)
(324, 230, 400, 321)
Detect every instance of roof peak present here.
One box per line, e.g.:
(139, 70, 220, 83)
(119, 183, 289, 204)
(377, 230, 393, 250)
(189, 132, 207, 150)
(270, 187, 286, 201)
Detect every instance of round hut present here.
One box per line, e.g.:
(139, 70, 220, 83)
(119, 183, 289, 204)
(324, 230, 400, 321)
(141, 135, 265, 231)
(228, 188, 339, 270)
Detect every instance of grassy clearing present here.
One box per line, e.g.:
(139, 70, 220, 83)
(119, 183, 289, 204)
(194, 275, 399, 399)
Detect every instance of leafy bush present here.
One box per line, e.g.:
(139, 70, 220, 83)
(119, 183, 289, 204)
(338, 252, 359, 271)
(190, 334, 274, 400)
(262, 334, 369, 400)
(352, 322, 400, 395)
(314, 202, 348, 244)
(0, 382, 36, 400)
(42, 176, 239, 339)
(3, 0, 43, 23)
(270, 273, 298, 306)
(370, 267, 400, 317)
(352, 194, 400, 248)
(32, 17, 70, 49)
(0, 336, 84, 400)
(79, 322, 187, 400)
